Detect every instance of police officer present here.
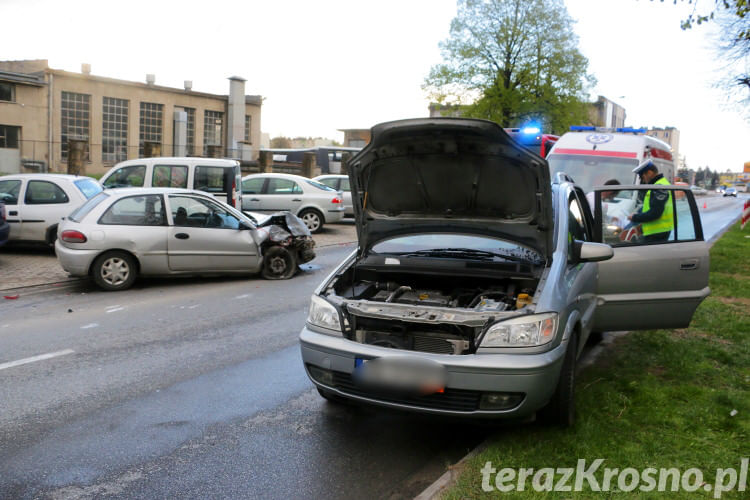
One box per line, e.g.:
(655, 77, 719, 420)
(627, 159, 673, 242)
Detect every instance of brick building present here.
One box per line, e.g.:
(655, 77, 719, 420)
(0, 60, 262, 175)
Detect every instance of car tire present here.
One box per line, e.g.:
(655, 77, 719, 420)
(92, 251, 138, 291)
(261, 246, 297, 280)
(46, 224, 58, 246)
(539, 333, 577, 428)
(298, 208, 324, 234)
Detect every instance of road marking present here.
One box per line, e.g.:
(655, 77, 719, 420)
(188, 304, 200, 309)
(81, 323, 99, 329)
(0, 349, 75, 371)
(106, 307, 125, 313)
(234, 294, 251, 299)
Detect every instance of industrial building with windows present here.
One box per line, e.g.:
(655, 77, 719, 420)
(0, 60, 262, 175)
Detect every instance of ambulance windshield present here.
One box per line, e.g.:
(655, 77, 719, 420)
(548, 155, 639, 193)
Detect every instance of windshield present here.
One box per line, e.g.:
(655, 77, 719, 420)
(68, 192, 109, 222)
(371, 233, 544, 264)
(548, 154, 638, 193)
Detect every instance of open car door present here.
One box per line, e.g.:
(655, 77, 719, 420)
(591, 185, 710, 331)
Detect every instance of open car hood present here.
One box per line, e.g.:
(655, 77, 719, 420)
(348, 118, 553, 260)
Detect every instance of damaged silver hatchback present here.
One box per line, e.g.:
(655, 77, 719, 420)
(300, 118, 710, 426)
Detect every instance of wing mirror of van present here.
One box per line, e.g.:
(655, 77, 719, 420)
(572, 240, 614, 263)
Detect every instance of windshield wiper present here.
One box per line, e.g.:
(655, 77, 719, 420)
(391, 248, 538, 263)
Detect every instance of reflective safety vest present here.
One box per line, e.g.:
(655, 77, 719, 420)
(641, 177, 673, 236)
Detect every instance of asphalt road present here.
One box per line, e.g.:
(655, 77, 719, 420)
(0, 194, 744, 500)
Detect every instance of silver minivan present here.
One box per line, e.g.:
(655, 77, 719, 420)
(299, 118, 710, 426)
(100, 158, 243, 211)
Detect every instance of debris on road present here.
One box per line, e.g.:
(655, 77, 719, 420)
(3, 295, 19, 300)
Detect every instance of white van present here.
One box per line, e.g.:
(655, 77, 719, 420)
(547, 127, 674, 193)
(100, 158, 243, 210)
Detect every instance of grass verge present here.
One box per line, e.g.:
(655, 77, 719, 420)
(443, 221, 749, 499)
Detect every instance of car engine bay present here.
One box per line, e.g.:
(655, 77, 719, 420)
(325, 267, 540, 355)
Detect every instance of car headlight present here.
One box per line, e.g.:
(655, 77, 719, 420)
(307, 295, 342, 335)
(481, 313, 557, 347)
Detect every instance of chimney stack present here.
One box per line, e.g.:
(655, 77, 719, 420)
(146, 74, 155, 85)
(184, 80, 192, 91)
(81, 63, 91, 75)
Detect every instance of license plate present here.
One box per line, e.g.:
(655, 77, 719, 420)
(353, 356, 446, 394)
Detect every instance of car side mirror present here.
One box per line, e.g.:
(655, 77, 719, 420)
(239, 220, 253, 230)
(573, 240, 614, 263)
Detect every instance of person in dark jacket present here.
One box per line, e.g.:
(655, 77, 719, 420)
(628, 159, 673, 243)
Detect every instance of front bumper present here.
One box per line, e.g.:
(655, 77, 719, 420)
(55, 240, 100, 276)
(300, 326, 568, 418)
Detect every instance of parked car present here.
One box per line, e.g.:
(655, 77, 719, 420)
(299, 118, 709, 426)
(99, 157, 243, 210)
(0, 201, 9, 247)
(55, 188, 315, 291)
(0, 174, 103, 245)
(313, 174, 354, 217)
(689, 185, 707, 196)
(241, 173, 345, 233)
(723, 187, 738, 197)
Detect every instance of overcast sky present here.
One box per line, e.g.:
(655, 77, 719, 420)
(1, 0, 748, 171)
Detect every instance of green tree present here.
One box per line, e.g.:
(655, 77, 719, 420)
(423, 0, 595, 134)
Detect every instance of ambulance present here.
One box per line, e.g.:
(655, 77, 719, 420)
(546, 126, 675, 193)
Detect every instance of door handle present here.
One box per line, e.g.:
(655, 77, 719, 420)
(292, 198, 302, 202)
(9, 211, 17, 216)
(175, 233, 190, 240)
(680, 259, 699, 270)
(250, 198, 260, 202)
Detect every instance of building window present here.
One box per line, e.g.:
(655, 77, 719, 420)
(244, 115, 251, 143)
(139, 102, 163, 156)
(61, 91, 90, 161)
(203, 110, 224, 155)
(184, 107, 195, 155)
(0, 82, 15, 102)
(0, 125, 20, 148)
(102, 97, 128, 164)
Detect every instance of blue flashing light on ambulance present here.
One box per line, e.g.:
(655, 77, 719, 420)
(545, 126, 675, 193)
(504, 125, 559, 158)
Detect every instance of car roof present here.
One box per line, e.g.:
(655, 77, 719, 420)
(313, 174, 347, 179)
(242, 172, 311, 181)
(0, 173, 96, 182)
(112, 157, 238, 165)
(104, 187, 213, 196)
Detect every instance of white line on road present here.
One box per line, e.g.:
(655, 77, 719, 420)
(106, 307, 125, 313)
(0, 349, 75, 372)
(188, 304, 200, 309)
(81, 323, 99, 329)
(234, 294, 251, 299)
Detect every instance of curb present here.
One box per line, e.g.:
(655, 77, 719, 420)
(414, 441, 488, 500)
(1, 278, 83, 297)
(412, 213, 741, 500)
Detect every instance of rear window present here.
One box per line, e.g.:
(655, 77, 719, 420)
(194, 165, 231, 193)
(74, 178, 103, 199)
(306, 180, 336, 191)
(69, 192, 109, 222)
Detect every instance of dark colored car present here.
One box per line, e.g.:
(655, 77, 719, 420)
(0, 201, 9, 247)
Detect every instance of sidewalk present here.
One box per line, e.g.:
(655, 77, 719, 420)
(0, 223, 357, 293)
